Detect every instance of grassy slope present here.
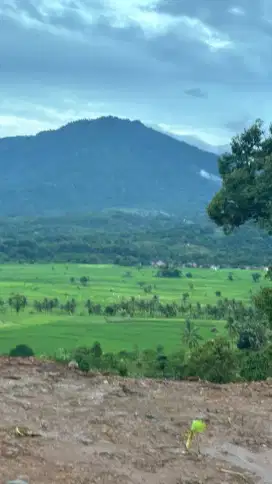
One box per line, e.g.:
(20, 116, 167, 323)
(0, 264, 268, 355)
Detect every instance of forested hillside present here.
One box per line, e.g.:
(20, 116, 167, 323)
(0, 211, 270, 267)
(0, 117, 219, 216)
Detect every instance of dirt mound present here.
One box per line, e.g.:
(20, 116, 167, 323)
(0, 357, 272, 483)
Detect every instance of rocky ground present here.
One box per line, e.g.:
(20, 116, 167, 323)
(0, 357, 272, 483)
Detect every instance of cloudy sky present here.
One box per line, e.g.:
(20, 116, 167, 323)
(0, 0, 271, 145)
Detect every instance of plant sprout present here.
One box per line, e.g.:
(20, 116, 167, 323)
(185, 419, 207, 452)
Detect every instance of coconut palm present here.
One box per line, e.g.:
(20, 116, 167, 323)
(182, 319, 203, 349)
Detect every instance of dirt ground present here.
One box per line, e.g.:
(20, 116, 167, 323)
(1, 358, 272, 483)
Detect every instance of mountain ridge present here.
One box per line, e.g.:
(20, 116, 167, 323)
(0, 116, 220, 217)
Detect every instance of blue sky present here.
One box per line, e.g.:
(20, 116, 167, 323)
(0, 0, 271, 145)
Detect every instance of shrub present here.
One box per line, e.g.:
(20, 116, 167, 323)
(78, 359, 90, 373)
(156, 267, 181, 278)
(118, 360, 129, 376)
(9, 344, 34, 358)
(237, 319, 267, 351)
(239, 350, 269, 381)
(91, 341, 102, 358)
(186, 337, 237, 383)
(254, 287, 272, 328)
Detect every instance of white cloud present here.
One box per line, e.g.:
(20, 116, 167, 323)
(199, 170, 221, 182)
(157, 123, 231, 146)
(0, 0, 271, 145)
(228, 6, 245, 16)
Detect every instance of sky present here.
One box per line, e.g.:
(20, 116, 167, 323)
(0, 0, 272, 145)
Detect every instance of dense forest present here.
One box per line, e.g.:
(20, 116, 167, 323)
(0, 117, 219, 217)
(0, 210, 271, 267)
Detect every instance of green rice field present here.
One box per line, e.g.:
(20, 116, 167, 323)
(0, 264, 269, 355)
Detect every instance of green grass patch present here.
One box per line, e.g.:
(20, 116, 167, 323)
(0, 263, 269, 355)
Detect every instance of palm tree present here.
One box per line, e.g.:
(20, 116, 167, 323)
(225, 316, 238, 346)
(182, 319, 202, 349)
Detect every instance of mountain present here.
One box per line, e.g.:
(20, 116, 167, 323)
(0, 116, 220, 217)
(150, 124, 229, 154)
(170, 135, 229, 155)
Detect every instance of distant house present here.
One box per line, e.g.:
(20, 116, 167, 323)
(151, 260, 166, 268)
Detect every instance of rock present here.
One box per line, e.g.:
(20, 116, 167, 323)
(68, 360, 79, 370)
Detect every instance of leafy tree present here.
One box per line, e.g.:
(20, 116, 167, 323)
(207, 119, 272, 234)
(62, 298, 77, 314)
(85, 299, 93, 315)
(156, 267, 181, 278)
(8, 294, 27, 313)
(252, 272, 261, 283)
(79, 275, 89, 286)
(253, 287, 272, 328)
(186, 337, 237, 383)
(0, 298, 5, 311)
(237, 317, 267, 351)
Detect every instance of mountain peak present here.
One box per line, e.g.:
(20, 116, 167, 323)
(0, 116, 220, 217)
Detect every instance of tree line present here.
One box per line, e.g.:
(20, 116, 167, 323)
(0, 211, 271, 267)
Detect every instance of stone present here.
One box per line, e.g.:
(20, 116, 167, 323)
(68, 360, 79, 369)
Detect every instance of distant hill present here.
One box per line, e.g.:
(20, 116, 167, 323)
(150, 124, 229, 154)
(0, 116, 220, 216)
(170, 135, 229, 155)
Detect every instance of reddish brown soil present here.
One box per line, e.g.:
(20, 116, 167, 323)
(1, 357, 272, 483)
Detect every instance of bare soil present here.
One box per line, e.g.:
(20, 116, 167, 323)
(1, 358, 272, 483)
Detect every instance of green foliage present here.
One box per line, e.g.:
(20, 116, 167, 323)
(236, 318, 267, 351)
(239, 350, 271, 381)
(207, 119, 272, 234)
(78, 359, 90, 373)
(252, 272, 261, 283)
(8, 294, 27, 313)
(265, 266, 272, 280)
(253, 287, 272, 327)
(182, 320, 202, 349)
(156, 267, 182, 278)
(118, 360, 129, 376)
(186, 337, 237, 383)
(91, 341, 102, 358)
(9, 344, 34, 358)
(0, 117, 219, 217)
(0, 212, 270, 267)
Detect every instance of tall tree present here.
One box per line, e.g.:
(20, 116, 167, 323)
(207, 119, 272, 234)
(182, 319, 202, 349)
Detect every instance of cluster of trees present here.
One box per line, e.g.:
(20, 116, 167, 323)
(0, 210, 271, 267)
(9, 332, 272, 383)
(2, 291, 266, 322)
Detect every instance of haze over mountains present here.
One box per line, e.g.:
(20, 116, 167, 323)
(151, 124, 230, 155)
(0, 116, 221, 217)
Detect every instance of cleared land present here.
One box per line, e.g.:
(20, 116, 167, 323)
(0, 264, 268, 355)
(1, 357, 272, 483)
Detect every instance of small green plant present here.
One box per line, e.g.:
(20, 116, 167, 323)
(78, 359, 90, 373)
(185, 419, 207, 452)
